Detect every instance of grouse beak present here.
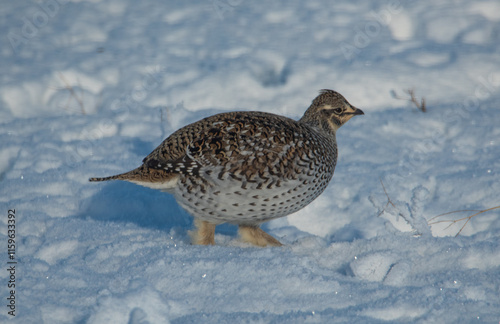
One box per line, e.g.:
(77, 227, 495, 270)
(348, 108, 364, 116)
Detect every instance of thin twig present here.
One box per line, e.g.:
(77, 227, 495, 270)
(377, 178, 396, 217)
(406, 88, 426, 112)
(377, 179, 422, 236)
(428, 206, 500, 237)
(391, 88, 426, 112)
(57, 72, 86, 115)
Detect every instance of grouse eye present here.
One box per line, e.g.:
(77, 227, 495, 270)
(332, 108, 343, 115)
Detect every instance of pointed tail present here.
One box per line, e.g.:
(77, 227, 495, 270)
(89, 169, 137, 182)
(89, 174, 125, 182)
(89, 165, 177, 187)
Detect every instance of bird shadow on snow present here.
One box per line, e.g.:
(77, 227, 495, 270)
(82, 181, 240, 240)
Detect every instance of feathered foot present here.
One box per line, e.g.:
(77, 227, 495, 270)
(238, 225, 282, 247)
(189, 219, 216, 245)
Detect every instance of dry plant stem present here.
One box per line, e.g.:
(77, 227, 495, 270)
(377, 178, 396, 217)
(428, 206, 500, 237)
(392, 88, 426, 112)
(58, 72, 86, 115)
(405, 88, 426, 112)
(377, 179, 424, 236)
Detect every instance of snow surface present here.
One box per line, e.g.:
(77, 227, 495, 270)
(1, 0, 500, 323)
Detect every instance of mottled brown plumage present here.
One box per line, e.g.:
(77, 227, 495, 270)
(90, 89, 363, 246)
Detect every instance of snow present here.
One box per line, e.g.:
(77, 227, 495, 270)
(1, 0, 500, 323)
